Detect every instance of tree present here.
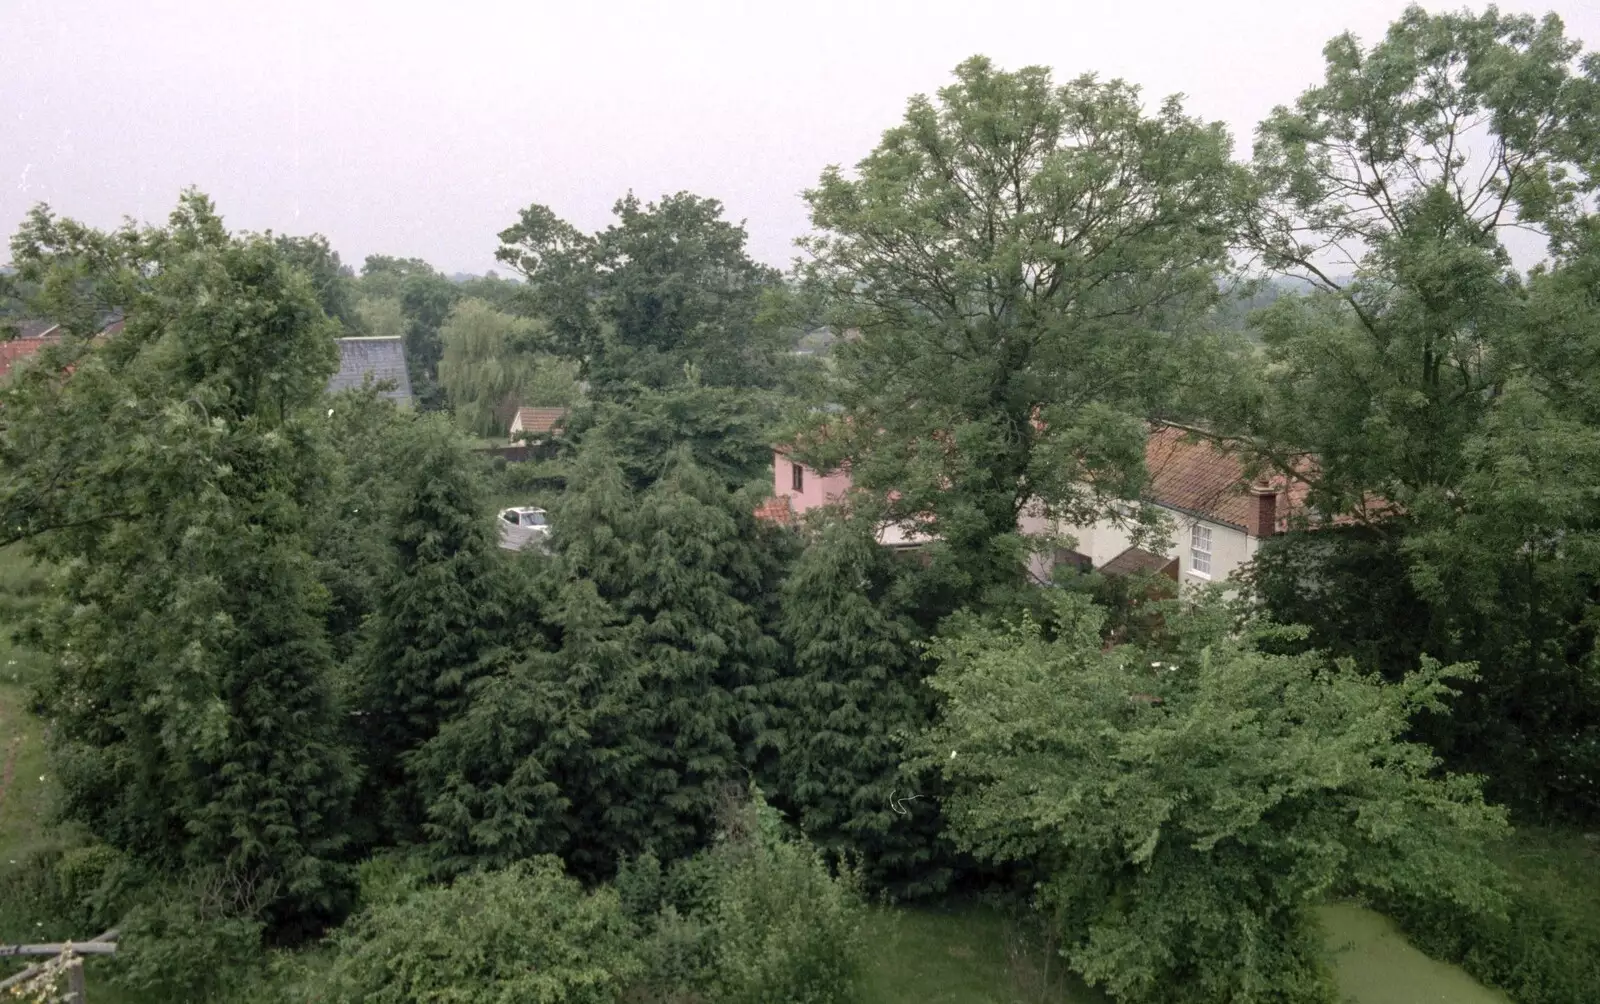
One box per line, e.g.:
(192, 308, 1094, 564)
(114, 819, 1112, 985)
(916, 590, 1508, 1004)
(412, 444, 640, 875)
(495, 192, 787, 398)
(272, 233, 359, 331)
(356, 255, 459, 410)
(412, 445, 786, 877)
(436, 298, 578, 437)
(1227, 5, 1600, 819)
(799, 56, 1243, 615)
(357, 415, 511, 840)
(317, 857, 638, 1004)
(765, 516, 949, 896)
(309, 384, 413, 666)
(564, 382, 780, 493)
(2, 191, 358, 936)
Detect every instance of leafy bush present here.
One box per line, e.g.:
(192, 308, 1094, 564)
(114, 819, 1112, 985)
(623, 788, 866, 1004)
(0, 841, 138, 943)
(108, 867, 270, 1003)
(918, 590, 1509, 1004)
(315, 855, 638, 1004)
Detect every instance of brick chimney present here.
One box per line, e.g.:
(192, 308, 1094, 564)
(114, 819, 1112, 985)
(1248, 481, 1279, 539)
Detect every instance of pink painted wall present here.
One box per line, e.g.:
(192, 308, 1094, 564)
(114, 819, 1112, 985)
(773, 450, 852, 515)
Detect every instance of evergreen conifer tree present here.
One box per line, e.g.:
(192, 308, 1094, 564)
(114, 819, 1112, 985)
(766, 517, 950, 895)
(360, 414, 509, 839)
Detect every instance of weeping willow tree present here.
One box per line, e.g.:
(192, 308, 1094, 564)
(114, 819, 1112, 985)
(437, 298, 580, 436)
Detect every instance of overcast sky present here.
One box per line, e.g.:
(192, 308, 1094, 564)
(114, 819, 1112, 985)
(4, 0, 1599, 276)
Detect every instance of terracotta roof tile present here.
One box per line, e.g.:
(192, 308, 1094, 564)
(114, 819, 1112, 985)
(1143, 425, 1313, 533)
(754, 496, 793, 525)
(0, 335, 59, 378)
(512, 406, 568, 436)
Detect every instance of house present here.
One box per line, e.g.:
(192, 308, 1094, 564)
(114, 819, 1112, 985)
(763, 424, 1326, 590)
(0, 314, 125, 381)
(0, 332, 62, 380)
(328, 336, 412, 406)
(1025, 425, 1311, 589)
(508, 406, 568, 443)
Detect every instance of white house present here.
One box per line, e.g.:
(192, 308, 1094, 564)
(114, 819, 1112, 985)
(1021, 425, 1306, 590)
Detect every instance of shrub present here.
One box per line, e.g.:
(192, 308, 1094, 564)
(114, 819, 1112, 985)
(108, 868, 270, 1003)
(918, 590, 1509, 1004)
(316, 855, 637, 1004)
(624, 788, 865, 1004)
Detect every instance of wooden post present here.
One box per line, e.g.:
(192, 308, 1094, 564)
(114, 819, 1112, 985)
(66, 957, 86, 1004)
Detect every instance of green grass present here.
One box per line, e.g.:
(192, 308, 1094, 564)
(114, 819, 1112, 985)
(858, 900, 1108, 1004)
(1490, 824, 1600, 929)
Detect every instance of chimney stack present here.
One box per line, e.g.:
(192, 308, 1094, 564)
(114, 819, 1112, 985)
(1248, 481, 1279, 539)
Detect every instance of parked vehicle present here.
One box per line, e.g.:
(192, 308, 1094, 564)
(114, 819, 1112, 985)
(497, 506, 552, 552)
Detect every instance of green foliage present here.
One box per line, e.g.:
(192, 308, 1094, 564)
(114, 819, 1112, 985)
(1, 192, 358, 936)
(355, 295, 406, 340)
(107, 867, 271, 1003)
(916, 590, 1509, 1004)
(765, 516, 949, 896)
(437, 298, 578, 436)
(316, 856, 638, 1004)
(413, 445, 785, 877)
(566, 383, 780, 493)
(1227, 6, 1600, 821)
(272, 233, 359, 332)
(496, 191, 787, 398)
(799, 55, 1242, 613)
(309, 387, 412, 665)
(357, 255, 461, 411)
(358, 414, 512, 840)
(621, 788, 867, 1004)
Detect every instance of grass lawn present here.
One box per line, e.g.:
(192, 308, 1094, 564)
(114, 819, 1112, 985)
(858, 900, 1108, 1004)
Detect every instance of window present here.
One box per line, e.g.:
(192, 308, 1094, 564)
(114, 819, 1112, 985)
(792, 461, 805, 492)
(1190, 523, 1212, 578)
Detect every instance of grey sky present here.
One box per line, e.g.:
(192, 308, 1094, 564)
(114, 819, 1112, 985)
(4, 0, 1599, 276)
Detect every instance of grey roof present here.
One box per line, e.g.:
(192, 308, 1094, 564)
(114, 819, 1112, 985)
(328, 336, 412, 404)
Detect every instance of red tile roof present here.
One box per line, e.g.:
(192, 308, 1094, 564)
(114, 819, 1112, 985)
(754, 496, 793, 525)
(1143, 425, 1313, 533)
(512, 406, 567, 436)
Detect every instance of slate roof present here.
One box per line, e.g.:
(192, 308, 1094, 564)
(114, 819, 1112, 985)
(511, 406, 567, 436)
(1099, 546, 1178, 579)
(329, 337, 412, 404)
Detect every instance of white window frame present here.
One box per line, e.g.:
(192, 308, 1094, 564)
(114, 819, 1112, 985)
(1190, 523, 1212, 579)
